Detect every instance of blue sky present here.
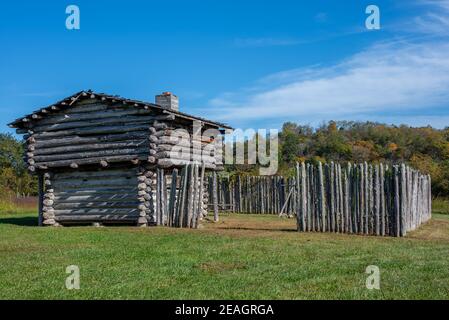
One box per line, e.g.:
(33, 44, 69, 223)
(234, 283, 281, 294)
(1, 0, 449, 134)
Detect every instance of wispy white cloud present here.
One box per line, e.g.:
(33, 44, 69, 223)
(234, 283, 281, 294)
(207, 2, 449, 128)
(206, 41, 449, 126)
(406, 0, 449, 35)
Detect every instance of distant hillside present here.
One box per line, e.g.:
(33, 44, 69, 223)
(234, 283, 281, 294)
(225, 121, 449, 197)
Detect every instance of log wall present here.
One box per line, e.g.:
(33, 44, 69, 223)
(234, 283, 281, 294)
(210, 162, 432, 237)
(22, 100, 166, 171)
(13, 91, 226, 227)
(43, 167, 152, 226)
(153, 121, 221, 170)
(20, 98, 224, 172)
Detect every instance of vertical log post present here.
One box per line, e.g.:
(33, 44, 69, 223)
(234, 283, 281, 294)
(212, 171, 219, 222)
(38, 173, 44, 226)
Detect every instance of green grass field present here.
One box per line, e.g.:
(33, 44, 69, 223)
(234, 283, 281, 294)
(0, 211, 448, 300)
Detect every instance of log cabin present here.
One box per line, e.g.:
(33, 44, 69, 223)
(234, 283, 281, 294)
(9, 90, 231, 227)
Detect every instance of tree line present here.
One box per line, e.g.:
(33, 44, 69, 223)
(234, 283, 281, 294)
(1, 120, 449, 198)
(226, 121, 449, 197)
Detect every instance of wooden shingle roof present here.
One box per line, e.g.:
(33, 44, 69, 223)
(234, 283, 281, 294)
(9, 90, 232, 130)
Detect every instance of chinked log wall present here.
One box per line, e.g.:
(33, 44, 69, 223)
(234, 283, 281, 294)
(42, 166, 154, 226)
(23, 100, 164, 171)
(41, 163, 209, 228)
(22, 98, 221, 171)
(211, 162, 432, 237)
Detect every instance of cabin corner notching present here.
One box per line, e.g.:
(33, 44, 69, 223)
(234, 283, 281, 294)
(9, 90, 231, 227)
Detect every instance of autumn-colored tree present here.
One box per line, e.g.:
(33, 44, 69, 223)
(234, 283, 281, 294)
(0, 133, 37, 196)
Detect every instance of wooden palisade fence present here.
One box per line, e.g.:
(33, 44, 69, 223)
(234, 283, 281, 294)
(295, 162, 431, 237)
(209, 162, 432, 237)
(208, 174, 298, 215)
(155, 163, 207, 228)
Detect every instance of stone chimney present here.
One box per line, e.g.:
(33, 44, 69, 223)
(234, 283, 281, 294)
(155, 92, 179, 111)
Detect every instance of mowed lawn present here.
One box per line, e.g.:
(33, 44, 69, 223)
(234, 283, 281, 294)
(0, 211, 448, 299)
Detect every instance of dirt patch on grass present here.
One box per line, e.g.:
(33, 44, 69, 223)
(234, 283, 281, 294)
(0, 243, 48, 254)
(208, 214, 296, 230)
(197, 214, 449, 244)
(407, 217, 449, 242)
(198, 261, 247, 274)
(200, 214, 297, 238)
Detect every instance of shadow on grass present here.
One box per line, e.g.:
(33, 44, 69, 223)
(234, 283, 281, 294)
(0, 216, 38, 227)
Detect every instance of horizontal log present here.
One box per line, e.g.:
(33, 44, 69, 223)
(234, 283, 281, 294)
(53, 178, 137, 189)
(16, 128, 33, 134)
(43, 219, 56, 225)
(33, 147, 151, 162)
(54, 208, 140, 215)
(44, 193, 55, 200)
(156, 154, 215, 163)
(43, 206, 54, 213)
(43, 199, 54, 206)
(35, 107, 156, 126)
(157, 144, 215, 156)
(152, 119, 168, 126)
(155, 150, 214, 159)
(43, 212, 55, 219)
(54, 202, 140, 209)
(33, 132, 150, 149)
(54, 196, 140, 204)
(153, 129, 174, 137)
(35, 154, 148, 168)
(147, 156, 156, 163)
(54, 168, 138, 179)
(138, 204, 148, 211)
(137, 217, 147, 224)
(32, 114, 174, 133)
(34, 140, 151, 156)
(138, 183, 147, 190)
(54, 187, 139, 195)
(55, 214, 140, 222)
(31, 123, 151, 140)
(138, 194, 152, 201)
(139, 194, 152, 201)
(158, 158, 215, 169)
(63, 103, 113, 114)
(156, 137, 217, 147)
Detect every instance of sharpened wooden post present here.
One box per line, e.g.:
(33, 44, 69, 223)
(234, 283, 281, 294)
(212, 171, 219, 222)
(38, 173, 44, 226)
(300, 162, 307, 232)
(194, 164, 206, 228)
(400, 164, 407, 237)
(168, 169, 178, 227)
(380, 163, 385, 236)
(178, 165, 188, 228)
(374, 165, 380, 236)
(318, 162, 326, 232)
(394, 166, 401, 237)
